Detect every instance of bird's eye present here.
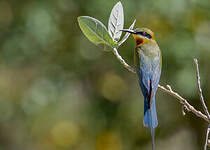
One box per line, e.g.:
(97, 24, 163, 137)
(141, 32, 146, 36)
(145, 33, 152, 39)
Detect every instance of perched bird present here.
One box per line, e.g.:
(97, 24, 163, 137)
(121, 28, 162, 150)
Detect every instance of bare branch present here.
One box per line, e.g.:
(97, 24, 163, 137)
(112, 47, 210, 123)
(194, 58, 210, 121)
(112, 47, 136, 73)
(158, 84, 209, 123)
(112, 41, 210, 150)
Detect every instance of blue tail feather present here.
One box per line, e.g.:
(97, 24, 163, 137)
(143, 98, 158, 128)
(143, 98, 158, 150)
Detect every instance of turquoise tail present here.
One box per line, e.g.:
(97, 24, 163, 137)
(143, 99, 158, 128)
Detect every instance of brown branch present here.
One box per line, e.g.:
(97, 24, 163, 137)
(112, 41, 210, 150)
(112, 47, 209, 123)
(112, 47, 136, 73)
(158, 84, 209, 123)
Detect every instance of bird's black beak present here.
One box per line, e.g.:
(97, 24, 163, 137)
(120, 29, 137, 34)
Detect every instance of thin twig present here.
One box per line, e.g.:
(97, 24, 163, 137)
(194, 58, 210, 121)
(158, 84, 209, 123)
(112, 47, 210, 123)
(112, 47, 136, 73)
(205, 125, 210, 150)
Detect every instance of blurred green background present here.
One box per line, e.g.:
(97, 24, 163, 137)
(0, 0, 210, 149)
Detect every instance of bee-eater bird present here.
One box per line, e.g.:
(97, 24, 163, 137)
(121, 28, 162, 150)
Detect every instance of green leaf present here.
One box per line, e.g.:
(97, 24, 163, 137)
(78, 16, 117, 47)
(108, 1, 124, 42)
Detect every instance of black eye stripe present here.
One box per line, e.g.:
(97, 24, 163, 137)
(136, 31, 152, 39)
(145, 33, 152, 39)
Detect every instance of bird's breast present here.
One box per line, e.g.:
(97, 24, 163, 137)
(134, 45, 161, 71)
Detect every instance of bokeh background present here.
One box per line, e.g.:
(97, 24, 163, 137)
(0, 0, 210, 149)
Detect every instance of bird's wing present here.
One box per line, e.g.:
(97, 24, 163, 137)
(136, 51, 153, 107)
(136, 50, 161, 107)
(151, 56, 161, 93)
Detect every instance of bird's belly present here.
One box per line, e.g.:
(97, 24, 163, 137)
(139, 52, 160, 73)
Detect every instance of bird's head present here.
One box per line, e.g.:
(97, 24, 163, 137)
(121, 28, 155, 47)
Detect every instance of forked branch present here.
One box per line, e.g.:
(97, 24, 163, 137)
(112, 47, 209, 122)
(112, 47, 210, 149)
